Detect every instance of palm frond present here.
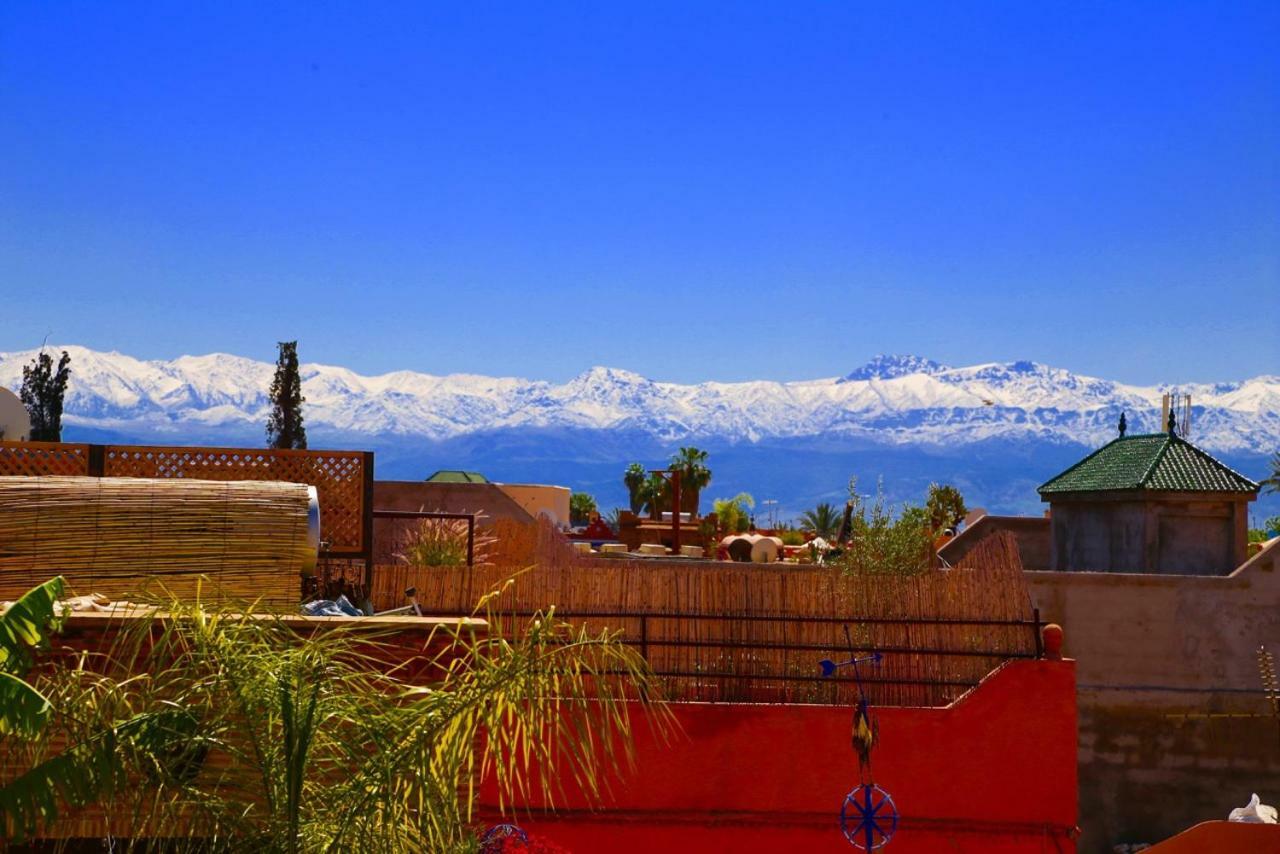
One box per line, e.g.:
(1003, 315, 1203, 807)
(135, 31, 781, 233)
(0, 708, 197, 842)
(0, 672, 52, 738)
(0, 576, 65, 675)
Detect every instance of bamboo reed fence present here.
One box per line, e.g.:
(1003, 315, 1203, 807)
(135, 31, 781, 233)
(371, 519, 1040, 707)
(0, 476, 313, 605)
(0, 441, 373, 557)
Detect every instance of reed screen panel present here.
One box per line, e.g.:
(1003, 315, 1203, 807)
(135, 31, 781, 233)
(375, 520, 1039, 707)
(0, 442, 371, 558)
(102, 446, 368, 554)
(0, 475, 313, 604)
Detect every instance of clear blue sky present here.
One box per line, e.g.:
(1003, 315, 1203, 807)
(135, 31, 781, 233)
(1, 2, 1276, 384)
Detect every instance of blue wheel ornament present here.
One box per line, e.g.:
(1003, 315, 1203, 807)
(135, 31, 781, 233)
(480, 823, 529, 851)
(840, 783, 898, 850)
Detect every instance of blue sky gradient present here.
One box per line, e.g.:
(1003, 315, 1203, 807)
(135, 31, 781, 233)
(1, 2, 1277, 383)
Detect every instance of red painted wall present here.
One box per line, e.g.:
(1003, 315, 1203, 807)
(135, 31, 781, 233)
(1145, 821, 1280, 853)
(480, 659, 1078, 853)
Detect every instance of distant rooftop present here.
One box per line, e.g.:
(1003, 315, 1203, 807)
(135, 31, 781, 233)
(425, 470, 489, 484)
(1038, 433, 1259, 497)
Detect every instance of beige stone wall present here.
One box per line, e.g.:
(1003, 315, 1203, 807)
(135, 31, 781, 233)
(1027, 539, 1280, 848)
(939, 515, 1052, 570)
(1047, 492, 1248, 574)
(495, 483, 571, 527)
(371, 481, 536, 563)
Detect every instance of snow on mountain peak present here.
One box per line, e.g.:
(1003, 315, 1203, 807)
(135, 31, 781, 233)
(0, 346, 1274, 453)
(840, 355, 949, 383)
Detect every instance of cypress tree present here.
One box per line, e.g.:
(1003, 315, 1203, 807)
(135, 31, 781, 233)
(20, 350, 72, 442)
(266, 341, 307, 449)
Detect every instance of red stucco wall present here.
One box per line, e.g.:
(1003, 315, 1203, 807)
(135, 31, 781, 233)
(1146, 821, 1280, 853)
(480, 659, 1078, 853)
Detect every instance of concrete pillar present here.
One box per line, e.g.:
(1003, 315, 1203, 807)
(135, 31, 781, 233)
(1231, 500, 1249, 570)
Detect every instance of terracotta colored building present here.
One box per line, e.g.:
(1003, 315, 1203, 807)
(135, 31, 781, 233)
(1037, 431, 1258, 574)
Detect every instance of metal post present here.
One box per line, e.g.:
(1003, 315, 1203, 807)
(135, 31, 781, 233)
(670, 470, 682, 554)
(87, 444, 106, 478)
(362, 451, 375, 594)
(1033, 607, 1044, 659)
(467, 515, 475, 567)
(640, 614, 649, 661)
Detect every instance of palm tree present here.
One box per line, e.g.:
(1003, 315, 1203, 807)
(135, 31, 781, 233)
(0, 583, 665, 850)
(799, 502, 841, 540)
(1263, 452, 1280, 495)
(670, 447, 711, 515)
(623, 463, 648, 514)
(640, 473, 668, 519)
(570, 491, 598, 525)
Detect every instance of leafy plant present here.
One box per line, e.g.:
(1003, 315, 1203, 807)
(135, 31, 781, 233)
(925, 483, 967, 532)
(1251, 517, 1280, 543)
(833, 478, 934, 575)
(0, 584, 666, 850)
(712, 493, 754, 534)
(395, 514, 495, 567)
(0, 576, 65, 738)
(799, 502, 841, 539)
(19, 350, 71, 442)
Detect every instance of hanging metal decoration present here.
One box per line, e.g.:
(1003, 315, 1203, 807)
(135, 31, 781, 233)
(840, 783, 899, 850)
(479, 823, 529, 852)
(822, 625, 899, 850)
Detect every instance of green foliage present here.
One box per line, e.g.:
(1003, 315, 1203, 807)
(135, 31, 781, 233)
(603, 507, 623, 533)
(640, 473, 669, 517)
(777, 529, 806, 546)
(395, 516, 493, 567)
(267, 340, 307, 450)
(0, 576, 65, 739)
(1, 707, 202, 842)
(0, 576, 64, 675)
(1264, 453, 1280, 495)
(0, 674, 52, 739)
(799, 502, 841, 539)
(832, 478, 934, 575)
(669, 447, 711, 514)
(19, 350, 71, 442)
(1251, 516, 1280, 543)
(570, 491, 598, 526)
(925, 483, 967, 532)
(712, 493, 754, 534)
(623, 463, 648, 514)
(0, 587, 666, 850)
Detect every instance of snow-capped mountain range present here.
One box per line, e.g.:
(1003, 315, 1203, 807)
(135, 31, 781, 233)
(1, 346, 1276, 453)
(2, 346, 1276, 516)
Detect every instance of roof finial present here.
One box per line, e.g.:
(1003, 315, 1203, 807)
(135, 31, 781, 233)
(1118, 412, 1127, 437)
(1167, 407, 1177, 436)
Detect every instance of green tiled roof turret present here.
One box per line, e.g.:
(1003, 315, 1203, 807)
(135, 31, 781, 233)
(1038, 434, 1259, 496)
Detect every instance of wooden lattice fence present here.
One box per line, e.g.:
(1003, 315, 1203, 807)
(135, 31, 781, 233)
(0, 441, 92, 477)
(373, 521, 1041, 707)
(0, 441, 373, 566)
